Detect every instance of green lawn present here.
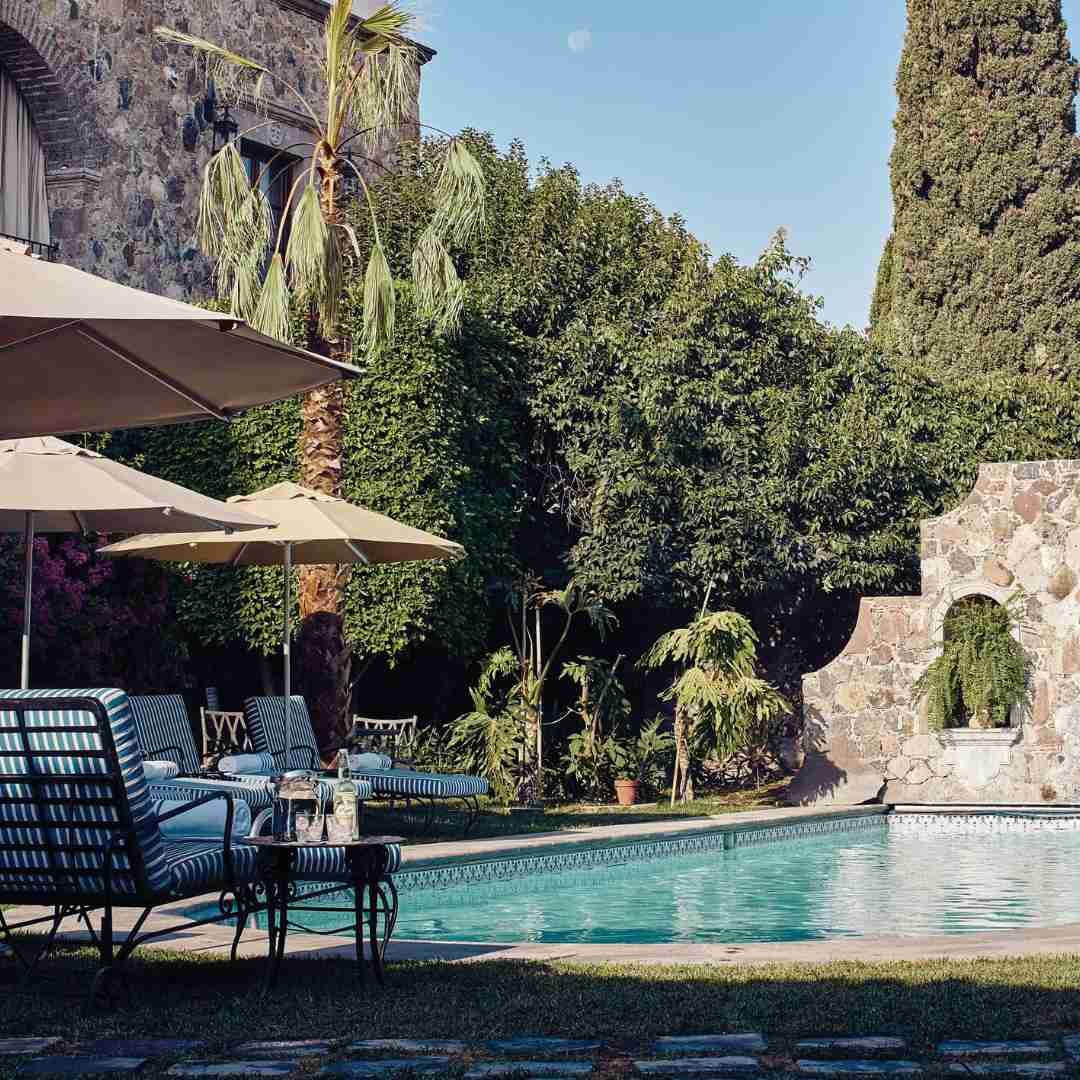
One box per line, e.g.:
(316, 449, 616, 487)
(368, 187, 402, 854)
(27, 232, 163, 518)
(3, 948, 1080, 1064)
(364, 782, 791, 844)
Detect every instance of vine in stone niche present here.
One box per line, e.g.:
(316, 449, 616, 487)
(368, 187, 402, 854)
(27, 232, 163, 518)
(914, 591, 1031, 732)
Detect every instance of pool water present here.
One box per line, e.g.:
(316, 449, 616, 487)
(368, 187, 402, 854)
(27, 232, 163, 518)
(220, 820, 1080, 945)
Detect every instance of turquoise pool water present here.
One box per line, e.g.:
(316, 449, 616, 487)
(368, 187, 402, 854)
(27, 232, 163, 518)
(209, 819, 1080, 945)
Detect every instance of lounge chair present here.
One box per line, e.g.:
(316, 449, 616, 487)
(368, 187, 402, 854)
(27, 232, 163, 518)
(244, 696, 488, 833)
(0, 688, 258, 1005)
(128, 694, 281, 814)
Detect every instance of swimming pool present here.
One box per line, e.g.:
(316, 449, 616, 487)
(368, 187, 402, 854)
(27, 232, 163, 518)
(205, 812, 1080, 945)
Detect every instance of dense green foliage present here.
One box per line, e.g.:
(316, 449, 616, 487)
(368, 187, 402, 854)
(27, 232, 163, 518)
(914, 593, 1030, 730)
(58, 126, 1080, 792)
(872, 0, 1080, 376)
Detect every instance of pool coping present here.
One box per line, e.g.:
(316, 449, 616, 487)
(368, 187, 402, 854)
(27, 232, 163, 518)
(15, 802, 1080, 969)
(397, 804, 889, 872)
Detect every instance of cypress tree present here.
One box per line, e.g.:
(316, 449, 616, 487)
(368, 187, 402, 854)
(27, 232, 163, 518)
(872, 0, 1080, 376)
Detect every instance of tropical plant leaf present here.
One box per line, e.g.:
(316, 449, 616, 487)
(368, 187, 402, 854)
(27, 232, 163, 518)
(431, 138, 487, 248)
(286, 183, 331, 297)
(361, 242, 395, 356)
(252, 252, 291, 342)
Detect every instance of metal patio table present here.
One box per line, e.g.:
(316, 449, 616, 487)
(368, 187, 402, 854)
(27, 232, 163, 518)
(245, 835, 403, 988)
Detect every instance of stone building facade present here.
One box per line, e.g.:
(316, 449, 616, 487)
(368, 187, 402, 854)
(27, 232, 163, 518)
(798, 460, 1080, 806)
(0, 0, 421, 296)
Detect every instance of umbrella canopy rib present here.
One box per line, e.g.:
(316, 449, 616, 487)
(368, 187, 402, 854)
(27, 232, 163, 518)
(75, 324, 231, 423)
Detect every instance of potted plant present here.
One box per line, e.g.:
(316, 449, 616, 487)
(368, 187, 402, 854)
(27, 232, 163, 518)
(913, 592, 1030, 731)
(611, 719, 675, 806)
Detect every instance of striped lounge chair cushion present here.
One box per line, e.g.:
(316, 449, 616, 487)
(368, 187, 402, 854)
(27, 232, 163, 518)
(351, 767, 488, 798)
(129, 694, 200, 772)
(0, 688, 172, 898)
(165, 838, 257, 896)
(244, 696, 323, 773)
(286, 841, 402, 881)
(149, 776, 274, 815)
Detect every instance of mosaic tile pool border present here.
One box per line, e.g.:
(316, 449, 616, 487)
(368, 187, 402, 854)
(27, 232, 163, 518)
(394, 813, 886, 894)
(891, 811, 1080, 835)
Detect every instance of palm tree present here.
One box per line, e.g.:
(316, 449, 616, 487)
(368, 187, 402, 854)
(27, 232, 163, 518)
(641, 610, 790, 804)
(155, 2, 485, 743)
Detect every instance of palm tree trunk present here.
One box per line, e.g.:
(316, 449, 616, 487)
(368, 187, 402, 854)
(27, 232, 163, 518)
(296, 149, 353, 751)
(671, 705, 694, 805)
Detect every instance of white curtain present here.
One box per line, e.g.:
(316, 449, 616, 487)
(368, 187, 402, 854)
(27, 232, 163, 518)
(0, 64, 49, 245)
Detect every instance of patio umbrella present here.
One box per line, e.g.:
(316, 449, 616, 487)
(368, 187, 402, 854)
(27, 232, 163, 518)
(0, 245, 359, 439)
(1, 436, 272, 689)
(100, 482, 465, 764)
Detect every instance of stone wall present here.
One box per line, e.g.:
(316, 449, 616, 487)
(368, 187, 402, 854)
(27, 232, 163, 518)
(0, 0, 420, 298)
(798, 460, 1080, 805)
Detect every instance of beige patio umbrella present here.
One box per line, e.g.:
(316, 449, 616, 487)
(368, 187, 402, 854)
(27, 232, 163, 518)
(0, 245, 359, 439)
(0, 437, 272, 689)
(100, 482, 465, 762)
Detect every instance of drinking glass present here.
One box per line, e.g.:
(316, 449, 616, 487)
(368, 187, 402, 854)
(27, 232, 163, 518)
(302, 814, 325, 843)
(326, 813, 353, 844)
(294, 811, 310, 839)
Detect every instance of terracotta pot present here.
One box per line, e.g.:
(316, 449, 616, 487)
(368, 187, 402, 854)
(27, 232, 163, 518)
(614, 779, 639, 806)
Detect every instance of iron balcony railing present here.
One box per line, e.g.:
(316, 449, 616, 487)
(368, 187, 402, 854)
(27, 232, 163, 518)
(0, 232, 58, 260)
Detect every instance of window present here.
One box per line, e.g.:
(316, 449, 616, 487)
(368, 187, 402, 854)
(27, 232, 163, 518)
(240, 139, 297, 253)
(0, 63, 50, 251)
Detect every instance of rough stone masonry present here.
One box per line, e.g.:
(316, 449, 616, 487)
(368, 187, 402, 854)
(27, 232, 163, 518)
(796, 460, 1080, 806)
(0, 0, 420, 298)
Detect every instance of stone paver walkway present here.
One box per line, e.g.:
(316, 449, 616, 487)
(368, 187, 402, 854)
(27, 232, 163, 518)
(10, 1030, 1080, 1077)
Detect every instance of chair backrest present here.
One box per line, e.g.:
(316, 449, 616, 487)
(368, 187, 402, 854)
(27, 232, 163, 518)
(351, 715, 418, 755)
(0, 689, 169, 904)
(200, 709, 252, 761)
(244, 697, 323, 772)
(129, 694, 200, 774)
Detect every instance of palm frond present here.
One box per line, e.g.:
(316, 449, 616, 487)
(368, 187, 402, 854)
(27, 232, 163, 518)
(411, 225, 463, 333)
(154, 27, 271, 106)
(352, 40, 419, 145)
(196, 143, 252, 260)
(358, 3, 415, 41)
(155, 26, 319, 127)
(317, 232, 346, 338)
(251, 253, 291, 343)
(286, 183, 330, 296)
(431, 138, 487, 248)
(361, 242, 395, 356)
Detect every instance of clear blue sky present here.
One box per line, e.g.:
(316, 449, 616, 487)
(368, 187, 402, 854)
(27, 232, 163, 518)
(417, 0, 1080, 331)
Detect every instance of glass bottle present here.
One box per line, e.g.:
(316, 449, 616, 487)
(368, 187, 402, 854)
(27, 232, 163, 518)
(333, 749, 359, 841)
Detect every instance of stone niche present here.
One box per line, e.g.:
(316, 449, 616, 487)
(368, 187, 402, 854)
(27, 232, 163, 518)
(793, 460, 1080, 806)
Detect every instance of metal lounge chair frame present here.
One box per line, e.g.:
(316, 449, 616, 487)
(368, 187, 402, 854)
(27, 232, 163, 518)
(0, 690, 256, 1007)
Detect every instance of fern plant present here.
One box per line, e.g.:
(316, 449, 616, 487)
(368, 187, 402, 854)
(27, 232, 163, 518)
(913, 593, 1030, 732)
(447, 647, 529, 805)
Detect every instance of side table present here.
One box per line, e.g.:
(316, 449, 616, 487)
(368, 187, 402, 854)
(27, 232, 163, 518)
(246, 836, 403, 989)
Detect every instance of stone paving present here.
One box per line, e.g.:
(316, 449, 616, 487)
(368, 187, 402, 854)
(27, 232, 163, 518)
(3, 1032, 1080, 1078)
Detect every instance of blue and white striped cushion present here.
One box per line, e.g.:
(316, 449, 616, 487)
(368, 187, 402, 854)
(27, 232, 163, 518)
(288, 841, 402, 881)
(246, 695, 321, 773)
(351, 767, 488, 798)
(129, 695, 200, 773)
(244, 697, 323, 772)
(149, 776, 275, 815)
(164, 838, 257, 896)
(0, 689, 171, 897)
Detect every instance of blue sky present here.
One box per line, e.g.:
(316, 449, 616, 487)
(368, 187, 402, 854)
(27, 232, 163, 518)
(417, 0, 1080, 331)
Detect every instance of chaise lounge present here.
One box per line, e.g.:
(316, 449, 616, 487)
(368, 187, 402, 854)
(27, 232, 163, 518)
(0, 688, 258, 1005)
(244, 696, 489, 833)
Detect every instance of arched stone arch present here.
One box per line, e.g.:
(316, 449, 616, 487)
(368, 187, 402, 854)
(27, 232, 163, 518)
(0, 2, 98, 172)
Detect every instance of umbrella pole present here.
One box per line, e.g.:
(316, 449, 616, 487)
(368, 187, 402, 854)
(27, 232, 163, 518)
(283, 541, 292, 773)
(20, 512, 33, 690)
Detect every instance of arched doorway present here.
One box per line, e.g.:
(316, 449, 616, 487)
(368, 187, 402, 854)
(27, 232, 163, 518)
(0, 61, 49, 248)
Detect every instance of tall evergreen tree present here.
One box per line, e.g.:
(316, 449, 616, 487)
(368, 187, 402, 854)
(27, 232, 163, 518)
(871, 0, 1080, 376)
